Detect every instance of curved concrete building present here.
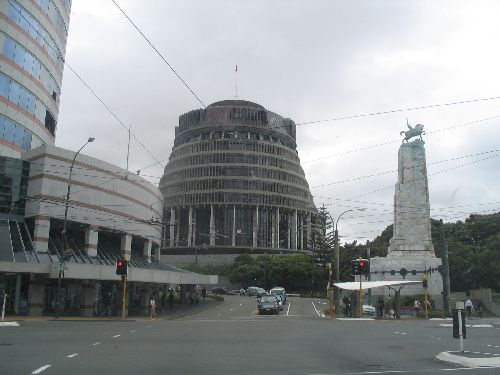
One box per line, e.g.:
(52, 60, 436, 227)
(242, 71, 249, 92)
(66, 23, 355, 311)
(160, 100, 316, 257)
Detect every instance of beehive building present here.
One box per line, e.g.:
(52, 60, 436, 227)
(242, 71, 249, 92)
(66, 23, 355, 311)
(160, 100, 317, 259)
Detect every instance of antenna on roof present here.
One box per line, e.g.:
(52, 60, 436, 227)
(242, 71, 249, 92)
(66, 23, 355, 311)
(234, 65, 239, 99)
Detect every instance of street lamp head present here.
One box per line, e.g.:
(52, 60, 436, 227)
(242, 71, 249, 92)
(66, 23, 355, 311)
(88, 137, 95, 142)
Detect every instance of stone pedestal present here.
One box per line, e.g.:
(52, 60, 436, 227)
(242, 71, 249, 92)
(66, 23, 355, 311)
(370, 256, 443, 310)
(370, 138, 443, 309)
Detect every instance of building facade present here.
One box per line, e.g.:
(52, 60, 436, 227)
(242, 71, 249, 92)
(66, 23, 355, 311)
(160, 100, 317, 261)
(0, 145, 216, 317)
(0, 0, 70, 220)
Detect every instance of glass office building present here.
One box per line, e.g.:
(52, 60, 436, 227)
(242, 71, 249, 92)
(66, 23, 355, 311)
(0, 0, 71, 217)
(160, 100, 317, 254)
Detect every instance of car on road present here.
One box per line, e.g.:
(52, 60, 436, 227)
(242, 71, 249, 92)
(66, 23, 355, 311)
(256, 288, 267, 298)
(258, 295, 280, 315)
(270, 287, 287, 304)
(212, 287, 234, 295)
(246, 287, 259, 297)
(363, 305, 376, 316)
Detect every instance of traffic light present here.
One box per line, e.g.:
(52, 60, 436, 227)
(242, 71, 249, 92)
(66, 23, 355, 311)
(351, 259, 360, 275)
(358, 258, 370, 276)
(351, 258, 370, 276)
(116, 259, 128, 276)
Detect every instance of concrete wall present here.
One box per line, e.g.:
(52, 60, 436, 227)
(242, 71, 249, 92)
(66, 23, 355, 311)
(23, 145, 163, 245)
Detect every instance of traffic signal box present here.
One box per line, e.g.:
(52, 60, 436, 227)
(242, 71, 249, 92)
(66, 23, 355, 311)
(116, 260, 128, 276)
(351, 258, 370, 276)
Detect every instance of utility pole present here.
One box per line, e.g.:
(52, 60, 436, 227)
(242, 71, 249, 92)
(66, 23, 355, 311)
(367, 247, 371, 306)
(440, 219, 451, 315)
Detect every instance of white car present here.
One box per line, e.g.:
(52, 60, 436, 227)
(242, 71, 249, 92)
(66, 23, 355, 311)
(363, 305, 376, 316)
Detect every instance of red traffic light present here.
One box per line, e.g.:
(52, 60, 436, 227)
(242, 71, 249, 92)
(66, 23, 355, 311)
(117, 261, 123, 267)
(359, 261, 365, 267)
(116, 260, 128, 276)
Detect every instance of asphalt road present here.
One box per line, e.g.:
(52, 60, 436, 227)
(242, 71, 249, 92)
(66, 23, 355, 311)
(1, 296, 499, 375)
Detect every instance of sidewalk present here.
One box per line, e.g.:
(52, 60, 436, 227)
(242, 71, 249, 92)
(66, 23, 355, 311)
(2, 297, 222, 323)
(436, 351, 500, 368)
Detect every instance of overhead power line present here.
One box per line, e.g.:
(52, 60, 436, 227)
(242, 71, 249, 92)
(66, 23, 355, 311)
(296, 96, 500, 126)
(111, 0, 206, 108)
(8, 1, 165, 169)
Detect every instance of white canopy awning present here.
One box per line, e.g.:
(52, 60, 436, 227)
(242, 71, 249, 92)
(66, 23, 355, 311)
(333, 280, 421, 291)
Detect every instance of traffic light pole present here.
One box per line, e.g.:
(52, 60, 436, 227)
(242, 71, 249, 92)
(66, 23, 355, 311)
(121, 275, 127, 320)
(359, 270, 363, 318)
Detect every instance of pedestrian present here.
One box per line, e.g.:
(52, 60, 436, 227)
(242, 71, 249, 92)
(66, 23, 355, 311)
(168, 289, 174, 309)
(189, 290, 195, 305)
(377, 298, 385, 318)
(414, 299, 421, 317)
(202, 287, 207, 301)
(465, 298, 474, 319)
(150, 296, 157, 320)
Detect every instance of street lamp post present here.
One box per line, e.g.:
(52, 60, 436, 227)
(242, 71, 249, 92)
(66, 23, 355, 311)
(55, 137, 94, 318)
(333, 208, 365, 313)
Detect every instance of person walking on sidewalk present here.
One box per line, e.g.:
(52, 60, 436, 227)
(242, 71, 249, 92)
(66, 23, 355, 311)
(150, 297, 157, 320)
(414, 299, 421, 317)
(465, 298, 474, 319)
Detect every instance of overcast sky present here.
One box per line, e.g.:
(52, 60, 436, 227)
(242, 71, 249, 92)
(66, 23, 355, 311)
(57, 0, 500, 244)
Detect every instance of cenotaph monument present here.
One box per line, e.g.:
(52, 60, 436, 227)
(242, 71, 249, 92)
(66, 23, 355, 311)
(370, 122, 443, 309)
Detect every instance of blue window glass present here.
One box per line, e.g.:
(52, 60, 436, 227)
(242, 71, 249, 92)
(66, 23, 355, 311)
(0, 116, 5, 139)
(13, 44, 25, 67)
(19, 89, 28, 111)
(8, 81, 21, 104)
(4, 120, 15, 143)
(0, 75, 9, 97)
(8, 3, 21, 23)
(27, 95, 36, 114)
(32, 59, 41, 79)
(3, 37, 15, 59)
(22, 130, 32, 150)
(13, 126, 24, 148)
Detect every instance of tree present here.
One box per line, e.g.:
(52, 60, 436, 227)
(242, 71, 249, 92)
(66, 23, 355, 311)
(309, 206, 334, 279)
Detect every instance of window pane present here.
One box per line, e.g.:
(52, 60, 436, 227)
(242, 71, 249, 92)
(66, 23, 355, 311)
(8, 81, 21, 105)
(0, 75, 9, 97)
(3, 37, 15, 59)
(13, 126, 24, 147)
(22, 130, 32, 150)
(4, 120, 15, 143)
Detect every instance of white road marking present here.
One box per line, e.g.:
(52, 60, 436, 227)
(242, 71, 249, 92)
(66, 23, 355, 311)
(286, 301, 291, 316)
(311, 301, 321, 317)
(230, 308, 234, 311)
(67, 353, 78, 358)
(239, 303, 243, 306)
(130, 329, 136, 333)
(31, 365, 51, 374)
(439, 323, 493, 328)
(92, 342, 100, 346)
(0, 321, 19, 327)
(113, 334, 120, 338)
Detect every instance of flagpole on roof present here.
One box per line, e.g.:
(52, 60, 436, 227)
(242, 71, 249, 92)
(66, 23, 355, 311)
(235, 64, 239, 99)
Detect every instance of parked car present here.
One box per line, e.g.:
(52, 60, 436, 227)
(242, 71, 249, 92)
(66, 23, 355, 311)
(212, 287, 234, 295)
(363, 305, 376, 316)
(246, 287, 259, 297)
(256, 288, 267, 298)
(270, 287, 287, 304)
(258, 295, 280, 315)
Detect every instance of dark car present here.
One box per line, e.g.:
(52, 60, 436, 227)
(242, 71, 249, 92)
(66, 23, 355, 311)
(212, 287, 233, 295)
(256, 288, 267, 298)
(258, 295, 280, 315)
